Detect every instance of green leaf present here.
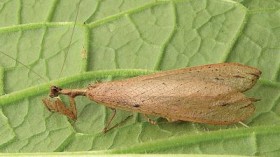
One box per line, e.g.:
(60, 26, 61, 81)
(0, 0, 280, 156)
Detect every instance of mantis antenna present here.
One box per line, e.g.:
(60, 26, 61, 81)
(0, 1, 82, 90)
(0, 50, 49, 83)
(58, 0, 82, 79)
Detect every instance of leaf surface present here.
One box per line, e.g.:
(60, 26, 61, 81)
(0, 0, 280, 156)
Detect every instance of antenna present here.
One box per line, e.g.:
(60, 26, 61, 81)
(58, 0, 82, 79)
(0, 51, 49, 82)
(0, 1, 82, 85)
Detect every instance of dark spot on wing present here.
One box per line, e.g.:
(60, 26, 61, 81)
(233, 75, 245, 78)
(221, 103, 230, 106)
(214, 77, 224, 80)
(133, 104, 140, 108)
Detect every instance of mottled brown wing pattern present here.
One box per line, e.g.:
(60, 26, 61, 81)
(87, 63, 259, 125)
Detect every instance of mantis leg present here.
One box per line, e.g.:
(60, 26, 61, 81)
(42, 97, 77, 120)
(143, 114, 157, 125)
(103, 108, 133, 133)
(103, 108, 117, 133)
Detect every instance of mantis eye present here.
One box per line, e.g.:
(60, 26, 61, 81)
(49, 86, 62, 98)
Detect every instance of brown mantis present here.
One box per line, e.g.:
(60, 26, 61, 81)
(42, 63, 261, 133)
